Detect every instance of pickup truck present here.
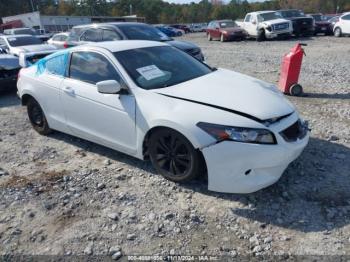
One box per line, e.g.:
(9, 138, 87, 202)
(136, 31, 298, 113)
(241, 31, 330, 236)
(276, 10, 315, 36)
(236, 11, 293, 41)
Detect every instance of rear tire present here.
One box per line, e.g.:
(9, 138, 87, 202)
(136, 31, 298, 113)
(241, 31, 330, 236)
(27, 98, 52, 135)
(334, 27, 342, 37)
(207, 33, 212, 41)
(149, 128, 201, 183)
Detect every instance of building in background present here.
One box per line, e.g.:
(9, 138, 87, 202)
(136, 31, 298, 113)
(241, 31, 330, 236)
(1, 11, 145, 32)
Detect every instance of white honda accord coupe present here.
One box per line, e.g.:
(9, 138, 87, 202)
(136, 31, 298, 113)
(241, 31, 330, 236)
(17, 40, 309, 193)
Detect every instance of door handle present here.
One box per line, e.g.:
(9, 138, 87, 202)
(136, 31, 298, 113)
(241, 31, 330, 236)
(63, 86, 75, 95)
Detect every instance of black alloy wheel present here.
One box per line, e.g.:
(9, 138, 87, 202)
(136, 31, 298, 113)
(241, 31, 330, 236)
(27, 98, 52, 135)
(149, 129, 201, 182)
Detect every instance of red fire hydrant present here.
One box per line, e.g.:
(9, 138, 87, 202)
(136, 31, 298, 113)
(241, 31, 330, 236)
(278, 43, 307, 96)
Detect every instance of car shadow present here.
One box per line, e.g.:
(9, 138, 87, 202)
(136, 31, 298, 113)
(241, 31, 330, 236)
(0, 91, 21, 108)
(302, 92, 350, 100)
(49, 129, 350, 233)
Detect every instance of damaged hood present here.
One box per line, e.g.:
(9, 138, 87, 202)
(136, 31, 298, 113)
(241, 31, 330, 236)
(155, 68, 294, 121)
(10, 44, 57, 56)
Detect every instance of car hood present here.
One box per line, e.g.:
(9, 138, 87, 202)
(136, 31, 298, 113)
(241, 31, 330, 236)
(166, 40, 199, 51)
(10, 44, 57, 56)
(263, 18, 291, 25)
(155, 69, 295, 121)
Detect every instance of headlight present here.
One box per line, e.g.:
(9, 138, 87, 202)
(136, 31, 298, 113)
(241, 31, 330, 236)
(197, 122, 276, 145)
(222, 30, 228, 34)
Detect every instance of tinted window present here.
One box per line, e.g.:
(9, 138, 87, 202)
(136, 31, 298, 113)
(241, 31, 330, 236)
(245, 15, 251, 22)
(13, 28, 36, 35)
(343, 14, 350, 20)
(46, 54, 67, 76)
(69, 52, 120, 84)
(114, 46, 212, 90)
(219, 21, 237, 28)
(117, 24, 171, 41)
(6, 36, 43, 47)
(259, 12, 282, 21)
(80, 29, 102, 42)
(102, 29, 121, 41)
(279, 10, 305, 18)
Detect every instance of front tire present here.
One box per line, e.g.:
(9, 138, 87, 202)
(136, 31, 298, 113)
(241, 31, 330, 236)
(27, 98, 52, 135)
(334, 27, 342, 37)
(149, 128, 201, 183)
(257, 29, 265, 42)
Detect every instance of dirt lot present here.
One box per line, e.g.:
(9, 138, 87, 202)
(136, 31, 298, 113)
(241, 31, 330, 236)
(0, 34, 349, 259)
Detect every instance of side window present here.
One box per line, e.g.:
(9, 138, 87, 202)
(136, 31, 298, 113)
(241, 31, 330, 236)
(342, 14, 350, 20)
(245, 15, 251, 22)
(208, 22, 214, 29)
(52, 35, 61, 41)
(80, 29, 102, 42)
(45, 54, 68, 76)
(102, 29, 121, 41)
(69, 52, 121, 85)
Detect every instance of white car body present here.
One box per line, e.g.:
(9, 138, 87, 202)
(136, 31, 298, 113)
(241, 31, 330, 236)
(0, 35, 57, 56)
(238, 11, 293, 39)
(47, 33, 69, 49)
(17, 40, 309, 193)
(334, 12, 350, 36)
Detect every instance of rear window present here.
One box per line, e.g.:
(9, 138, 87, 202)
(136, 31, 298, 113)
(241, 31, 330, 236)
(117, 24, 171, 41)
(7, 36, 42, 47)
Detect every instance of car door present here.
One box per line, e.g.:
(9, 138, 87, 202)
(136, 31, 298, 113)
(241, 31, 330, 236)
(341, 14, 350, 33)
(213, 22, 221, 39)
(60, 50, 137, 154)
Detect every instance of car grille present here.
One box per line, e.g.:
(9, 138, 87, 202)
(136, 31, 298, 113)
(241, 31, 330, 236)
(0, 68, 19, 80)
(296, 18, 313, 26)
(273, 23, 289, 31)
(280, 120, 308, 142)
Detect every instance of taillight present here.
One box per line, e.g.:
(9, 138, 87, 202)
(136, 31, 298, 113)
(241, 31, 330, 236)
(63, 42, 68, 48)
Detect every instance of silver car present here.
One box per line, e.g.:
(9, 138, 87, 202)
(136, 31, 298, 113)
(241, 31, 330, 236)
(47, 32, 69, 49)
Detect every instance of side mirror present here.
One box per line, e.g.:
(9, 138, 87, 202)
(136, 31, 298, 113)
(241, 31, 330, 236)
(97, 80, 122, 94)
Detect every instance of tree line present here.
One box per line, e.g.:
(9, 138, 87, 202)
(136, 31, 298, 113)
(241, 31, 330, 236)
(1, 0, 350, 24)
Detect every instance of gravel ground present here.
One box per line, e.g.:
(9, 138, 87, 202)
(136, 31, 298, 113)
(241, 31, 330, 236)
(0, 34, 349, 260)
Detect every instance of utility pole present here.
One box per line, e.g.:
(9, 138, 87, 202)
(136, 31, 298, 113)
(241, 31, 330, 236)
(29, 0, 35, 12)
(129, 4, 133, 16)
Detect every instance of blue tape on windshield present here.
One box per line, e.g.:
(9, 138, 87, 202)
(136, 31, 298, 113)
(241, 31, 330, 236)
(35, 50, 69, 77)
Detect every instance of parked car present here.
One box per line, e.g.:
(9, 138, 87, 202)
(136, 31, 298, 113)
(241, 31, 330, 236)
(0, 54, 20, 92)
(4, 27, 52, 41)
(308, 13, 333, 35)
(328, 16, 340, 31)
(190, 24, 204, 33)
(237, 11, 292, 41)
(170, 24, 190, 33)
(66, 23, 204, 61)
(167, 26, 184, 36)
(276, 9, 314, 36)
(17, 40, 309, 193)
(155, 26, 177, 37)
(0, 35, 57, 56)
(333, 12, 350, 37)
(206, 20, 246, 42)
(47, 32, 70, 49)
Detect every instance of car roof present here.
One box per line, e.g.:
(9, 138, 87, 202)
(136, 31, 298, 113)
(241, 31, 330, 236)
(254, 11, 277, 14)
(73, 40, 167, 53)
(72, 22, 147, 29)
(1, 34, 35, 38)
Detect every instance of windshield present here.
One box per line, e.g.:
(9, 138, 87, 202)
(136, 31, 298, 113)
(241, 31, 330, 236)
(311, 15, 324, 21)
(14, 28, 37, 35)
(7, 36, 43, 47)
(114, 46, 212, 90)
(279, 10, 305, 18)
(117, 24, 172, 41)
(219, 21, 237, 28)
(259, 12, 282, 21)
(0, 57, 20, 70)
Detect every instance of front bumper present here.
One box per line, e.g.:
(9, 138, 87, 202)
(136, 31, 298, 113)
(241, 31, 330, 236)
(265, 30, 292, 39)
(201, 113, 309, 193)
